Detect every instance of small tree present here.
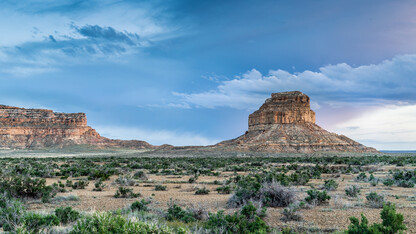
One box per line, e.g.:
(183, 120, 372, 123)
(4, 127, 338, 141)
(346, 203, 406, 234)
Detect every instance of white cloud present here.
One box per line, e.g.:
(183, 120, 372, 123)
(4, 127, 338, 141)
(1, 66, 58, 77)
(174, 54, 416, 110)
(334, 104, 416, 150)
(95, 126, 219, 146)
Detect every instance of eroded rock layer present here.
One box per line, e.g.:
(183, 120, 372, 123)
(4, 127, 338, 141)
(0, 105, 151, 149)
(216, 91, 377, 153)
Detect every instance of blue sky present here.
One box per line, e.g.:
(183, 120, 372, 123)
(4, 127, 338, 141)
(1, 0, 416, 150)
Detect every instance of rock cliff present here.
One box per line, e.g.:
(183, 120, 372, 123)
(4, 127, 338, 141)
(0, 105, 151, 149)
(215, 91, 377, 153)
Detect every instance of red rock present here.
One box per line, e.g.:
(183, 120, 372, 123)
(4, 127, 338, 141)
(215, 91, 377, 153)
(0, 105, 151, 149)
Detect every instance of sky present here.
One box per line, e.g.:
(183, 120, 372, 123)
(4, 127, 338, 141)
(1, 0, 416, 150)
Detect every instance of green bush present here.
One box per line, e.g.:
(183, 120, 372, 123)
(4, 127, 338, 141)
(345, 185, 360, 197)
(397, 180, 414, 188)
(195, 187, 210, 195)
(188, 176, 197, 183)
(131, 199, 151, 212)
(383, 179, 394, 186)
(166, 204, 196, 223)
(205, 202, 270, 233)
(72, 180, 89, 189)
(66, 180, 73, 188)
(305, 189, 330, 205)
(70, 212, 175, 234)
(323, 179, 339, 191)
(133, 171, 148, 180)
(0, 196, 25, 232)
(346, 203, 406, 234)
(21, 212, 59, 233)
(114, 187, 141, 198)
(216, 185, 232, 194)
(366, 192, 384, 208)
(228, 180, 296, 208)
(0, 176, 56, 202)
(93, 179, 105, 191)
(155, 185, 167, 191)
(356, 172, 367, 182)
(55, 206, 80, 224)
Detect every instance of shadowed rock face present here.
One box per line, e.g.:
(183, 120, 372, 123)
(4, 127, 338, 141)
(0, 105, 151, 149)
(216, 91, 377, 153)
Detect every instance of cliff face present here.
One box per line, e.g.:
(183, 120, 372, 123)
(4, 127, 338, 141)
(216, 91, 377, 153)
(0, 105, 151, 149)
(248, 91, 315, 130)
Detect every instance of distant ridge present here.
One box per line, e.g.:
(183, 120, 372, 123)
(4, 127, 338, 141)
(0, 105, 152, 149)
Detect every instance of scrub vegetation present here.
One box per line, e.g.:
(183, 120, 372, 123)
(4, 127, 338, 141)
(0, 152, 414, 233)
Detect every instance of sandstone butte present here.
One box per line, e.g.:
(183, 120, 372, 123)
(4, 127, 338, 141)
(214, 91, 378, 153)
(0, 105, 151, 149)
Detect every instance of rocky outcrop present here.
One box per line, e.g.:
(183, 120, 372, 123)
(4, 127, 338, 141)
(215, 91, 377, 153)
(0, 105, 151, 149)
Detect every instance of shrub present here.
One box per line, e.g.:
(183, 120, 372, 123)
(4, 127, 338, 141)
(383, 179, 394, 186)
(228, 180, 296, 208)
(205, 202, 270, 233)
(0, 196, 25, 232)
(356, 172, 367, 182)
(66, 180, 73, 188)
(114, 187, 141, 198)
(131, 199, 151, 212)
(281, 203, 303, 222)
(216, 185, 232, 194)
(259, 181, 297, 207)
(72, 180, 89, 190)
(366, 192, 384, 208)
(155, 185, 167, 191)
(377, 203, 406, 233)
(305, 189, 330, 206)
(397, 180, 414, 188)
(346, 203, 406, 233)
(195, 187, 210, 195)
(114, 176, 137, 186)
(21, 212, 59, 233)
(345, 185, 360, 197)
(0, 176, 56, 202)
(186, 205, 208, 221)
(323, 179, 339, 191)
(188, 176, 197, 183)
(166, 204, 197, 223)
(70, 212, 175, 234)
(93, 179, 105, 191)
(133, 171, 148, 180)
(55, 206, 80, 224)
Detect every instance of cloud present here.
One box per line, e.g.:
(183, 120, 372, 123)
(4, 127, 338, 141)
(334, 104, 416, 150)
(0, 1, 178, 77)
(1, 66, 58, 77)
(174, 54, 416, 110)
(0, 24, 150, 77)
(75, 24, 140, 46)
(95, 126, 219, 146)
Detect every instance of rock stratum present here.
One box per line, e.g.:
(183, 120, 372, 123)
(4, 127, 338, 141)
(0, 105, 151, 149)
(215, 91, 377, 153)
